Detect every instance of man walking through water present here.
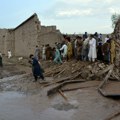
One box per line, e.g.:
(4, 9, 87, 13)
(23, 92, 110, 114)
(29, 54, 44, 82)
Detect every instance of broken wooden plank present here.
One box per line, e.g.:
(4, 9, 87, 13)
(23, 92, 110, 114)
(52, 70, 61, 76)
(87, 64, 114, 80)
(55, 71, 82, 83)
(111, 71, 120, 81)
(98, 66, 114, 89)
(44, 71, 83, 87)
(96, 64, 114, 77)
(62, 85, 98, 92)
(99, 89, 120, 97)
(71, 71, 82, 79)
(45, 69, 60, 76)
(71, 65, 84, 74)
(98, 88, 108, 97)
(47, 80, 85, 96)
(105, 111, 120, 120)
(45, 65, 62, 75)
(43, 76, 71, 87)
(58, 89, 68, 101)
(54, 68, 66, 78)
(109, 76, 119, 81)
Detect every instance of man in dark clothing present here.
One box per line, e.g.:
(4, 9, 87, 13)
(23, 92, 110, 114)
(45, 44, 52, 60)
(29, 54, 44, 82)
(76, 36, 83, 60)
(102, 40, 110, 64)
(83, 32, 88, 39)
(97, 43, 103, 61)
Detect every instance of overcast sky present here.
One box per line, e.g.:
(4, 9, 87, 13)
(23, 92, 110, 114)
(0, 0, 120, 34)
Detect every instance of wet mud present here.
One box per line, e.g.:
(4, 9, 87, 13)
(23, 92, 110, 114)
(0, 61, 120, 120)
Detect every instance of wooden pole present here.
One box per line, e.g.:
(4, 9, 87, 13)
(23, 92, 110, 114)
(58, 89, 68, 101)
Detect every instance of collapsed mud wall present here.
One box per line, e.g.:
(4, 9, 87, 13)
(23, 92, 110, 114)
(0, 13, 63, 57)
(113, 19, 120, 69)
(14, 14, 40, 57)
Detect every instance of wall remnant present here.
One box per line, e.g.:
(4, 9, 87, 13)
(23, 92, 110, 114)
(0, 13, 63, 56)
(113, 19, 120, 69)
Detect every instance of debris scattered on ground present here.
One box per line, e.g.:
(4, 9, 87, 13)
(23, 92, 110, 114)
(42, 60, 120, 97)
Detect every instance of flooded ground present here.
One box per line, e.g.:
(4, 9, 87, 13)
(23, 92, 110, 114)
(0, 58, 120, 120)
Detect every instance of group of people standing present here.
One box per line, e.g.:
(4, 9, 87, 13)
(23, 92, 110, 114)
(0, 32, 116, 82)
(42, 33, 116, 65)
(53, 34, 97, 63)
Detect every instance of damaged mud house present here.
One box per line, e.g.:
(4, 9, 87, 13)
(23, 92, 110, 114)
(0, 13, 63, 56)
(113, 18, 120, 68)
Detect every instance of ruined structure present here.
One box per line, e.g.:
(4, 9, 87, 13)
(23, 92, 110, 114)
(113, 19, 120, 69)
(0, 13, 63, 56)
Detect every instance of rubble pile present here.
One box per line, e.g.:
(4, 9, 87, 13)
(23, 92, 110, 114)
(43, 61, 120, 96)
(44, 61, 119, 81)
(43, 20, 120, 97)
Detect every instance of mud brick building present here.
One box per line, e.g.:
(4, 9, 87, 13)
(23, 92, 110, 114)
(113, 19, 120, 68)
(0, 13, 63, 57)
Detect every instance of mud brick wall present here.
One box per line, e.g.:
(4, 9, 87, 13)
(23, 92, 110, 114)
(0, 29, 7, 54)
(14, 15, 40, 57)
(0, 29, 14, 55)
(4, 29, 15, 55)
(38, 31, 63, 47)
(0, 13, 63, 57)
(113, 20, 120, 69)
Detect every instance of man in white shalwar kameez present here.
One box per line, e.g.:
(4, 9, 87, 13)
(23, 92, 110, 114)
(60, 42, 67, 60)
(8, 50, 12, 58)
(42, 45, 46, 60)
(104, 35, 109, 44)
(88, 35, 97, 62)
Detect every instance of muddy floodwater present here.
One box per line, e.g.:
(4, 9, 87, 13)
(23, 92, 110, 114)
(0, 85, 120, 120)
(0, 63, 120, 120)
(0, 90, 77, 120)
(0, 88, 120, 120)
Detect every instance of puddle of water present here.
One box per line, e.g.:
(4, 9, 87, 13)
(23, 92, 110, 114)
(0, 91, 24, 100)
(52, 102, 79, 111)
(0, 91, 40, 120)
(0, 91, 76, 120)
(39, 108, 75, 120)
(38, 100, 79, 120)
(0, 74, 27, 82)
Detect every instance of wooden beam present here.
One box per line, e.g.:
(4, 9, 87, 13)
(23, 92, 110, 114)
(47, 80, 85, 96)
(96, 64, 114, 77)
(105, 111, 120, 120)
(98, 65, 114, 89)
(58, 89, 68, 101)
